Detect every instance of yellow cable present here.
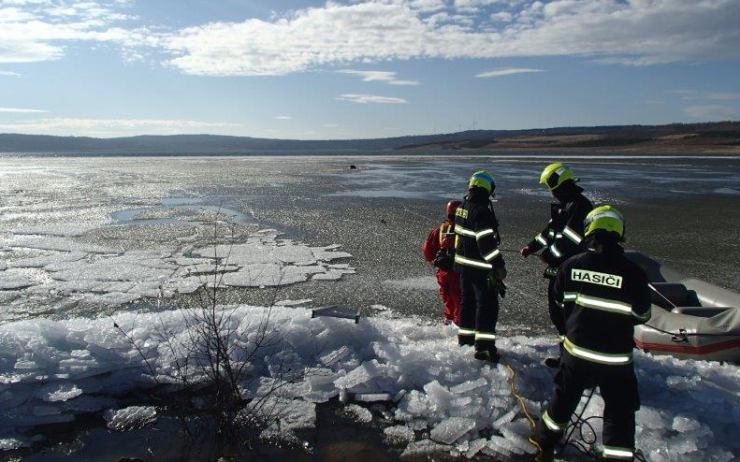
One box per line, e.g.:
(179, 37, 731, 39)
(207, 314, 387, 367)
(503, 360, 543, 456)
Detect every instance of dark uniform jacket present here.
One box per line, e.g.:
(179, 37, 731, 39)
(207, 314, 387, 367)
(553, 245, 652, 365)
(453, 196, 505, 273)
(527, 192, 592, 268)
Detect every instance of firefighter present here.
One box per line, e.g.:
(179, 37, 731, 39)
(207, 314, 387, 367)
(520, 163, 592, 367)
(422, 200, 462, 325)
(532, 205, 651, 462)
(453, 170, 506, 362)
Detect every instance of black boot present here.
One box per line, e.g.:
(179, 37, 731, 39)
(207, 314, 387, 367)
(458, 335, 475, 346)
(544, 340, 564, 368)
(474, 349, 500, 363)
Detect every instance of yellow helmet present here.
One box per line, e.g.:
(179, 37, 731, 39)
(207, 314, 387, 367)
(468, 170, 495, 193)
(540, 162, 577, 191)
(584, 205, 625, 241)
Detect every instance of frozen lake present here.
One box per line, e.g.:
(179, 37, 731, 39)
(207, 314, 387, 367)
(0, 155, 738, 460)
(0, 155, 738, 327)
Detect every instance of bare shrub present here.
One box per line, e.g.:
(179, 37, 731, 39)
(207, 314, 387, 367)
(114, 211, 302, 458)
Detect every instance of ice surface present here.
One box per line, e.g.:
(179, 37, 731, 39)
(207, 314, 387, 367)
(382, 276, 438, 291)
(104, 406, 158, 431)
(400, 439, 450, 458)
(275, 299, 313, 307)
(0, 227, 354, 320)
(430, 417, 476, 444)
(39, 383, 83, 402)
(255, 397, 316, 430)
(343, 404, 373, 423)
(383, 425, 415, 445)
(0, 306, 737, 461)
(465, 438, 487, 458)
(334, 360, 383, 391)
(450, 377, 487, 394)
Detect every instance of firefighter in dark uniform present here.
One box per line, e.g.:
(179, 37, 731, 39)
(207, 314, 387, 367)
(532, 205, 651, 462)
(521, 163, 593, 366)
(453, 170, 506, 362)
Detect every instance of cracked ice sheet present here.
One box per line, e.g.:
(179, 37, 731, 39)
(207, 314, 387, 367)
(0, 229, 353, 320)
(0, 307, 737, 461)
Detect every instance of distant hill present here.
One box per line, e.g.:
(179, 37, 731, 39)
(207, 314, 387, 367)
(1, 122, 739, 155)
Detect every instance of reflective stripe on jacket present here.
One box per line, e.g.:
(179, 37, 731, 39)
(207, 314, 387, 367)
(528, 193, 592, 267)
(453, 197, 505, 273)
(554, 246, 651, 365)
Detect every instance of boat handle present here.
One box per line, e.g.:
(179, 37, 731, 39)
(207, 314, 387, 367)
(671, 329, 689, 343)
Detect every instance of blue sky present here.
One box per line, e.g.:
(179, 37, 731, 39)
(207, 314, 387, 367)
(0, 0, 739, 139)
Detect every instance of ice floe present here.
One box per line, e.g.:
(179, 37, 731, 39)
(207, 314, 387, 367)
(0, 229, 353, 320)
(0, 306, 737, 460)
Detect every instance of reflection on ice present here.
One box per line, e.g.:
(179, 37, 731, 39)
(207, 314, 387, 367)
(327, 159, 740, 201)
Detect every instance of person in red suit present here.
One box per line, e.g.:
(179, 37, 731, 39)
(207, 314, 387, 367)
(423, 200, 462, 325)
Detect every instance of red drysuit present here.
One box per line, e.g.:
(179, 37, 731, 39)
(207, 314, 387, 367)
(422, 219, 461, 325)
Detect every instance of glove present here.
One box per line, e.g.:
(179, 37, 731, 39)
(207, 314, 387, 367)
(487, 271, 507, 298)
(520, 245, 533, 258)
(433, 251, 454, 271)
(543, 266, 558, 279)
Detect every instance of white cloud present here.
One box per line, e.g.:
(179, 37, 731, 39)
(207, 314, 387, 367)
(490, 11, 512, 22)
(339, 69, 419, 86)
(684, 105, 736, 120)
(274, 115, 293, 120)
(0, 106, 48, 113)
(0, 70, 22, 77)
(2, 0, 740, 78)
(0, 117, 240, 137)
(0, 0, 155, 64)
(336, 94, 408, 104)
(476, 67, 542, 78)
(161, 0, 740, 76)
(408, 0, 447, 13)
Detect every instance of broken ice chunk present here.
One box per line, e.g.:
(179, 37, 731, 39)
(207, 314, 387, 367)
(39, 383, 83, 402)
(334, 360, 383, 391)
(383, 425, 414, 445)
(430, 417, 476, 445)
(104, 406, 158, 431)
(466, 438, 487, 459)
(251, 397, 316, 430)
(450, 377, 488, 394)
(401, 439, 449, 458)
(343, 404, 373, 423)
(320, 346, 351, 367)
(423, 380, 454, 412)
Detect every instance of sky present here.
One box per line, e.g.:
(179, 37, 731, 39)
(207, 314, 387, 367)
(0, 0, 739, 139)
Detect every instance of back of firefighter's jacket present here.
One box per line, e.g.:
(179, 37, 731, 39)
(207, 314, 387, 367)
(453, 198, 504, 273)
(554, 247, 651, 366)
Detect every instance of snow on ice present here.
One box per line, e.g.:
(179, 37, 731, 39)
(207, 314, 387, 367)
(0, 306, 738, 460)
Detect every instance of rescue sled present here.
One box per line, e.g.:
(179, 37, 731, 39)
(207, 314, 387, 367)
(627, 251, 740, 363)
